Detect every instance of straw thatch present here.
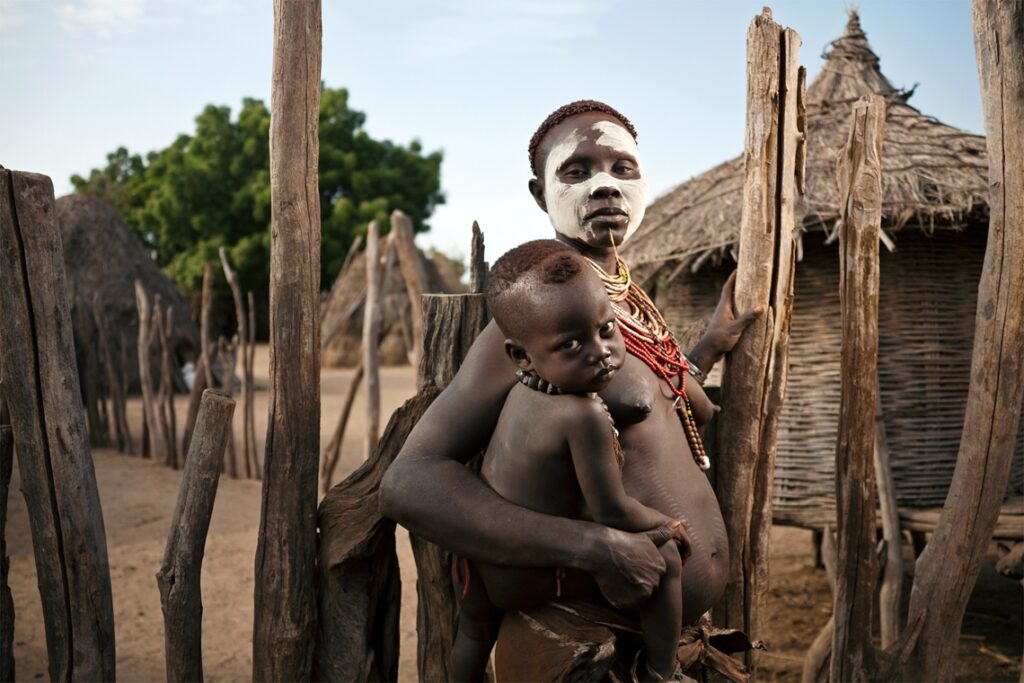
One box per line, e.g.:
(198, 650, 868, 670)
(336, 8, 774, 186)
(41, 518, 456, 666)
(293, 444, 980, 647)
(623, 12, 1024, 528)
(56, 193, 200, 391)
(320, 239, 464, 367)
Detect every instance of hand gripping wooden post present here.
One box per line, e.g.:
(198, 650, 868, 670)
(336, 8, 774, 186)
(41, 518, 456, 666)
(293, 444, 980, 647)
(713, 8, 804, 659)
(157, 389, 234, 683)
(252, 0, 322, 679)
(0, 169, 116, 681)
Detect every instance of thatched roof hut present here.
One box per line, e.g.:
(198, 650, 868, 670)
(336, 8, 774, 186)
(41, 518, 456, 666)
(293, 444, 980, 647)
(320, 239, 464, 367)
(57, 194, 200, 392)
(622, 12, 1023, 529)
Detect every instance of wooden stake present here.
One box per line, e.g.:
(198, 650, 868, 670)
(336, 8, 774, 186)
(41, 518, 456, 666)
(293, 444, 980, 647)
(713, 9, 803, 654)
(830, 94, 886, 683)
(253, 0, 321, 677)
(247, 291, 259, 480)
(216, 336, 238, 479)
(1, 424, 14, 682)
(181, 355, 209, 459)
(873, 385, 902, 648)
(200, 262, 216, 391)
(154, 297, 178, 468)
(390, 210, 429, 364)
(136, 281, 164, 462)
(470, 220, 488, 294)
(156, 389, 234, 683)
(894, 3, 1024, 680)
(362, 220, 382, 461)
(94, 304, 133, 454)
(0, 169, 116, 681)
(220, 247, 251, 477)
(320, 362, 364, 496)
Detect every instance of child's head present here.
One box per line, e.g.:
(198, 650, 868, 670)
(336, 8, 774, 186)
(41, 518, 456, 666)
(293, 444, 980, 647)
(487, 240, 625, 393)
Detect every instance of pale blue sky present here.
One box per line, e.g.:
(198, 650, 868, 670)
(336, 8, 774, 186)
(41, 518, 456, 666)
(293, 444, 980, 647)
(1, 0, 981, 264)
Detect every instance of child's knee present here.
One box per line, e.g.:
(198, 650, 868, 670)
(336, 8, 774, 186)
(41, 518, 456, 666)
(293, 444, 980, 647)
(659, 542, 683, 579)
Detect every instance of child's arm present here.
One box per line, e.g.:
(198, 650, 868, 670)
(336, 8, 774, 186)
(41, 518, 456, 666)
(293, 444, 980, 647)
(565, 397, 677, 533)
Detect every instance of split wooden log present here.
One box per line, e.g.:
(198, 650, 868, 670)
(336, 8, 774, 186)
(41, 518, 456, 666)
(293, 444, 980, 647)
(830, 94, 886, 683)
(0, 169, 116, 681)
(200, 263, 216, 391)
(713, 8, 803, 656)
(1, 424, 14, 682)
(220, 247, 252, 477)
(470, 220, 488, 294)
(246, 291, 259, 479)
(390, 210, 429, 364)
(156, 389, 234, 683)
(893, 3, 1024, 680)
(252, 0, 321, 678)
(362, 220, 382, 461)
(320, 362, 364, 496)
(136, 281, 164, 461)
(873, 385, 902, 648)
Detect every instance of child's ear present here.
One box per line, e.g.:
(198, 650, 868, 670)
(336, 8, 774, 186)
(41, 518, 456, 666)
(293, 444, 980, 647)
(504, 340, 533, 371)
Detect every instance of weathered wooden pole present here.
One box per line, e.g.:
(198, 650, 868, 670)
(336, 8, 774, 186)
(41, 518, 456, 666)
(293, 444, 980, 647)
(801, 527, 837, 683)
(872, 385, 902, 649)
(252, 0, 321, 678)
(181, 356, 209, 458)
(157, 389, 234, 683)
(200, 263, 216, 391)
(94, 306, 133, 455)
(246, 291, 259, 479)
(136, 281, 164, 461)
(713, 8, 804, 654)
(216, 337, 238, 478)
(0, 169, 116, 681)
(894, 2, 1024, 680)
(362, 220, 382, 461)
(390, 210, 429, 364)
(220, 247, 252, 477)
(470, 220, 488, 294)
(830, 94, 885, 683)
(1, 424, 14, 682)
(320, 362, 365, 496)
(154, 298, 178, 468)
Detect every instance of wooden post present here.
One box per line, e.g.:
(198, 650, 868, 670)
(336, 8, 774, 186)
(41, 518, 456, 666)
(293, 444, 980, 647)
(362, 220, 382, 460)
(320, 362, 365, 496)
(166, 307, 179, 467)
(253, 0, 321, 678)
(0, 169, 116, 681)
(893, 3, 1024, 680)
(136, 281, 164, 461)
(1, 424, 14, 682)
(247, 291, 259, 479)
(156, 390, 233, 683)
(873, 386, 902, 649)
(220, 247, 252, 477)
(830, 94, 885, 683)
(801, 527, 836, 683)
(216, 337, 238, 478)
(340, 234, 363, 280)
(390, 210, 429, 364)
(713, 8, 803, 654)
(94, 305, 133, 454)
(470, 220, 488, 294)
(181, 355, 209, 458)
(200, 263, 216, 391)
(154, 298, 178, 468)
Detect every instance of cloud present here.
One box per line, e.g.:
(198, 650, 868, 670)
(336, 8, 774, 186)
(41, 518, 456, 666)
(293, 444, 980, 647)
(56, 0, 144, 37)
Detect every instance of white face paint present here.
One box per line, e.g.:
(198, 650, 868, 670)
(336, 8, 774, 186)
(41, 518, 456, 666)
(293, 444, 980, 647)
(542, 120, 649, 245)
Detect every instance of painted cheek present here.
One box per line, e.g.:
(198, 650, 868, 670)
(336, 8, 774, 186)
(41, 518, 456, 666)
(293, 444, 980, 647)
(621, 175, 648, 242)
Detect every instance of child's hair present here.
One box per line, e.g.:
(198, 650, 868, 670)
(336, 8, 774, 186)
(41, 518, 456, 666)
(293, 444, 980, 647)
(486, 240, 583, 339)
(528, 100, 638, 176)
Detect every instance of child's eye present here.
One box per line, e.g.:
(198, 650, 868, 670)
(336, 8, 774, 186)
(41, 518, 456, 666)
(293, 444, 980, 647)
(561, 339, 582, 352)
(600, 320, 617, 337)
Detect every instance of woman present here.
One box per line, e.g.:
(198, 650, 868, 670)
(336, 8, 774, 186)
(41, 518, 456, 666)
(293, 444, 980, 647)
(380, 100, 760, 655)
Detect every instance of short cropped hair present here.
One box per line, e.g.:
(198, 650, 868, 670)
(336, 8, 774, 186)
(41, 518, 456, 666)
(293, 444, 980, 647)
(486, 240, 583, 339)
(528, 100, 638, 176)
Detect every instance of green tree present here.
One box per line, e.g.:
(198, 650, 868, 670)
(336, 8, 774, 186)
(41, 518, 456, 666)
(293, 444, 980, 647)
(72, 86, 444, 294)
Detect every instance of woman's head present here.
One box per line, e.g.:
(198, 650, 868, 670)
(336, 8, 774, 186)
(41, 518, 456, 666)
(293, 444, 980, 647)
(527, 100, 649, 251)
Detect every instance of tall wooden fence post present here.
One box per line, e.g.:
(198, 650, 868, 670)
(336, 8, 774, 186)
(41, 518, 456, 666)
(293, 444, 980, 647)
(136, 281, 164, 461)
(157, 389, 235, 683)
(363, 220, 382, 461)
(220, 247, 253, 477)
(893, 2, 1024, 680)
(830, 94, 886, 683)
(252, 0, 322, 679)
(0, 169, 116, 681)
(713, 8, 804, 658)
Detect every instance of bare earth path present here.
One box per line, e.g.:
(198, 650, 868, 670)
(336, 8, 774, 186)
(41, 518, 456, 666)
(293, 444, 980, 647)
(5, 346, 1020, 681)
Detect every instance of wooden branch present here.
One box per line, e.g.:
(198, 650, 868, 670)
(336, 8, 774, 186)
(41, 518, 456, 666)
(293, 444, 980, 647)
(897, 3, 1024, 680)
(363, 220, 382, 460)
(220, 247, 251, 477)
(0, 169, 115, 681)
(321, 362, 364, 496)
(200, 263, 216, 391)
(390, 210, 429, 364)
(181, 355, 208, 459)
(252, 0, 321, 678)
(93, 304, 133, 454)
(873, 386, 902, 648)
(154, 298, 178, 469)
(216, 337, 238, 478)
(247, 291, 259, 480)
(157, 389, 234, 683)
(136, 281, 164, 461)
(713, 9, 802, 655)
(340, 234, 363, 281)
(470, 220, 488, 294)
(1, 425, 14, 682)
(830, 94, 886, 683)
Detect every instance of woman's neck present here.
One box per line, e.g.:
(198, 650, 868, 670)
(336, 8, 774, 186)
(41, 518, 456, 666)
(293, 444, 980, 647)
(555, 234, 618, 274)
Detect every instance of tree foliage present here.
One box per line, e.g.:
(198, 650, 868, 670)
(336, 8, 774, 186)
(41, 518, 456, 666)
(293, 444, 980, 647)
(72, 86, 444, 294)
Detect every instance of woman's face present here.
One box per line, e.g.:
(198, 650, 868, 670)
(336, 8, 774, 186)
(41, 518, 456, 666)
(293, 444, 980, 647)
(532, 112, 649, 250)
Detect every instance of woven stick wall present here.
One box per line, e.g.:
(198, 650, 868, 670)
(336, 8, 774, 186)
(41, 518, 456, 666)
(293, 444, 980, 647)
(662, 229, 1024, 527)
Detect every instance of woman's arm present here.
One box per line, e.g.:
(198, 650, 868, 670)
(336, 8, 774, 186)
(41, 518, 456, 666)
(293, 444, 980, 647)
(379, 320, 672, 608)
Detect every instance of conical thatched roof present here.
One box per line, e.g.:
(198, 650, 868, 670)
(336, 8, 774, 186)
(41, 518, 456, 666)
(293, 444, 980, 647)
(623, 12, 989, 278)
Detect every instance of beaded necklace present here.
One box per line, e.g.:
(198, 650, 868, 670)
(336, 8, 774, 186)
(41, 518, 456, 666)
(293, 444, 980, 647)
(582, 252, 711, 471)
(514, 369, 624, 468)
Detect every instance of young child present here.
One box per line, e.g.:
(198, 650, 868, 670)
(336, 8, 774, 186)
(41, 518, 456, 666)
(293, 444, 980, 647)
(451, 240, 692, 682)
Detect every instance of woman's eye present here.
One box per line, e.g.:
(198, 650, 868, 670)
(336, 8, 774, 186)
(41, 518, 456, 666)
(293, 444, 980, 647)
(614, 162, 635, 175)
(563, 167, 587, 179)
(600, 321, 616, 336)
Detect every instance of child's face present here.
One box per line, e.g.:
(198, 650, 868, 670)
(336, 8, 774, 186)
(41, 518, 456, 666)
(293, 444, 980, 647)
(508, 272, 626, 394)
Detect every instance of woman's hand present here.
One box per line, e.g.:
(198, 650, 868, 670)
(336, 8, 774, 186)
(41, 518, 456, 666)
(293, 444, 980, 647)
(690, 270, 763, 371)
(589, 525, 674, 609)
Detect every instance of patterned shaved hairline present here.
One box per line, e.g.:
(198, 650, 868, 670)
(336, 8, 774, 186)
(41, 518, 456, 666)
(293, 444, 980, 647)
(528, 100, 638, 177)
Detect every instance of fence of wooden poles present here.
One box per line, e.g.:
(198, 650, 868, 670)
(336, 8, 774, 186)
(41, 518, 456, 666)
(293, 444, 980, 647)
(0, 1, 1021, 681)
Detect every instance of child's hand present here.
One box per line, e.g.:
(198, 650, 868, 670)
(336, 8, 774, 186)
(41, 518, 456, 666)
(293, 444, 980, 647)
(669, 520, 693, 564)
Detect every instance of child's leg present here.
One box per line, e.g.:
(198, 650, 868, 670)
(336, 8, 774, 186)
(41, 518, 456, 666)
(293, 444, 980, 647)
(640, 542, 683, 680)
(452, 559, 504, 683)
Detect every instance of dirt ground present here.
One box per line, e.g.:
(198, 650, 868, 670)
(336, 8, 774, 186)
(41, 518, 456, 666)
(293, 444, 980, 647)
(5, 345, 1022, 681)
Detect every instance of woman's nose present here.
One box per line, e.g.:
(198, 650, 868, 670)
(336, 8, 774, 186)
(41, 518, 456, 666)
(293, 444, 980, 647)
(589, 174, 622, 199)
